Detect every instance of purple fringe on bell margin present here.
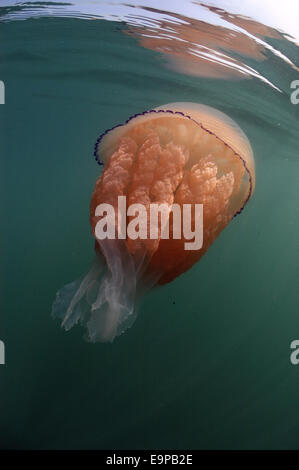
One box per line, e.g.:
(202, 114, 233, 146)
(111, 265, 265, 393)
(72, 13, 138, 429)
(93, 109, 253, 217)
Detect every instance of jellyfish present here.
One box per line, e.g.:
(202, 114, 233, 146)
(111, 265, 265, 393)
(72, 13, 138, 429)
(52, 102, 255, 342)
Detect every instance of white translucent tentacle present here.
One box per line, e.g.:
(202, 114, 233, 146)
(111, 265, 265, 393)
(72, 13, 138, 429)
(51, 239, 156, 343)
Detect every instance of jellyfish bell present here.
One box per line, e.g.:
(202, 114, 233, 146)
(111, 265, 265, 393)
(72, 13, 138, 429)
(52, 102, 255, 342)
(96, 102, 254, 190)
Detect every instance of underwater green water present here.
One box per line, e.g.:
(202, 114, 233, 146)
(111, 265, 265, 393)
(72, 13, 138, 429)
(0, 17, 299, 449)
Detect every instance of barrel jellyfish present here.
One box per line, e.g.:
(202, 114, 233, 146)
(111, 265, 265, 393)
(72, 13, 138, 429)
(52, 102, 255, 342)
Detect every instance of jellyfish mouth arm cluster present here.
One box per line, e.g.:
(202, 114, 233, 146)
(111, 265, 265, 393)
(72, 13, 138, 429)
(52, 102, 255, 342)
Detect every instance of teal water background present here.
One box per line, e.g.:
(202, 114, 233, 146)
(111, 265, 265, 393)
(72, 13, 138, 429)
(0, 10, 299, 449)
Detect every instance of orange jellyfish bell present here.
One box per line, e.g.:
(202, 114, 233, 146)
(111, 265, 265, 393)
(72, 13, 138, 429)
(52, 102, 255, 342)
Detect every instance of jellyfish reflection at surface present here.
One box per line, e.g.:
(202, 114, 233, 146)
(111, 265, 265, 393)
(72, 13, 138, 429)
(52, 102, 255, 342)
